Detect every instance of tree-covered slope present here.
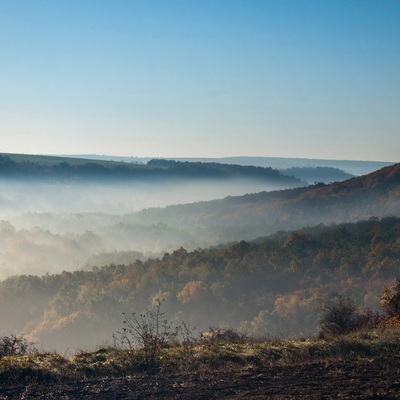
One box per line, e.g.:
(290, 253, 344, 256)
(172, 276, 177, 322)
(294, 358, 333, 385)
(0, 217, 399, 351)
(132, 163, 400, 242)
(281, 166, 354, 184)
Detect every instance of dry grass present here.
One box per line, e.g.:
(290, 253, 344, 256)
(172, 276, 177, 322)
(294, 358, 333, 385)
(1, 327, 400, 386)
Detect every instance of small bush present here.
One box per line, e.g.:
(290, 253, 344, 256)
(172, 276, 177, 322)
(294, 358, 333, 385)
(0, 334, 33, 357)
(199, 327, 247, 344)
(318, 295, 381, 336)
(113, 299, 194, 370)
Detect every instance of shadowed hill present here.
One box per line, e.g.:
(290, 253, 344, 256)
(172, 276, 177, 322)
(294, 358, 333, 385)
(281, 166, 354, 184)
(0, 154, 303, 186)
(132, 163, 400, 242)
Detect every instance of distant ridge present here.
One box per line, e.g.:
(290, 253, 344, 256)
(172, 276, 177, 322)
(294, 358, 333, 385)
(133, 162, 400, 243)
(304, 162, 400, 194)
(68, 154, 395, 176)
(0, 153, 302, 187)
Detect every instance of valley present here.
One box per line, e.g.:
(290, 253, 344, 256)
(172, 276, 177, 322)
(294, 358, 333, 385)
(0, 155, 399, 351)
(0, 155, 400, 398)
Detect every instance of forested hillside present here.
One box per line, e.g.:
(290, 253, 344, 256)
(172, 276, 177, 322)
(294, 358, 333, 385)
(1, 217, 399, 351)
(0, 154, 302, 185)
(1, 162, 399, 279)
(281, 166, 354, 184)
(132, 163, 400, 242)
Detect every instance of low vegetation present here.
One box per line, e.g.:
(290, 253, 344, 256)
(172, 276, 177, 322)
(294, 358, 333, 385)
(1, 286, 400, 387)
(0, 334, 34, 358)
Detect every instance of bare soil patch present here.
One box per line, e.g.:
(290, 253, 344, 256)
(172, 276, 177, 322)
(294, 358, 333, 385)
(1, 355, 400, 399)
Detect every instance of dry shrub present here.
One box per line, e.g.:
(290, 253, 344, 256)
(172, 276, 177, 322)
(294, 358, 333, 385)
(318, 295, 382, 337)
(113, 299, 197, 371)
(0, 334, 33, 357)
(199, 327, 247, 344)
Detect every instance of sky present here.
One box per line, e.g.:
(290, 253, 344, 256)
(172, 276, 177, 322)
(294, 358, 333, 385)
(0, 0, 399, 161)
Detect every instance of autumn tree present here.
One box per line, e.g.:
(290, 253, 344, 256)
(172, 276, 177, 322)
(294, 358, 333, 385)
(380, 279, 400, 327)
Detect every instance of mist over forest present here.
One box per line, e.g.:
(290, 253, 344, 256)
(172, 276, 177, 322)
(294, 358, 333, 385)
(0, 155, 307, 279)
(1, 216, 399, 352)
(1, 154, 399, 352)
(0, 158, 399, 281)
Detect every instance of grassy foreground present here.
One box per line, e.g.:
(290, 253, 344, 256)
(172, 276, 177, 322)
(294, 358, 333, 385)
(1, 328, 400, 386)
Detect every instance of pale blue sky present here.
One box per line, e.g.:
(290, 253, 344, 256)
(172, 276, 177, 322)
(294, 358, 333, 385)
(0, 0, 399, 161)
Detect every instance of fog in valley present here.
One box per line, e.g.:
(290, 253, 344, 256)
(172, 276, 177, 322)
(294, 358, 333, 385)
(0, 176, 303, 279)
(0, 177, 299, 216)
(1, 0, 398, 363)
(1, 161, 399, 352)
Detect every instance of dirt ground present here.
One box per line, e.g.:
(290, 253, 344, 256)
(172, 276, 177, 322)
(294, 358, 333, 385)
(1, 355, 400, 399)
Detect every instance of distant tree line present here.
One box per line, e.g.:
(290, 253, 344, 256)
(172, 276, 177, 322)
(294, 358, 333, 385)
(0, 155, 302, 184)
(147, 159, 302, 182)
